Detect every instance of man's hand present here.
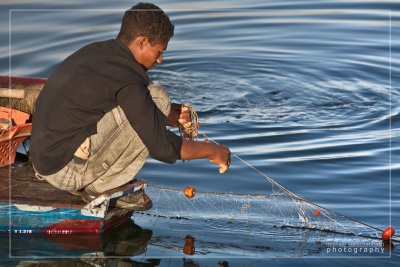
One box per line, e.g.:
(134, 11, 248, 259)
(207, 143, 231, 173)
(166, 103, 191, 127)
(180, 139, 231, 174)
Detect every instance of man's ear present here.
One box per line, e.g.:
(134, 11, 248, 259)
(136, 36, 149, 49)
(126, 36, 149, 56)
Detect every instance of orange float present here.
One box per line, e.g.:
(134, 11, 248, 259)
(382, 226, 395, 241)
(314, 209, 321, 216)
(183, 186, 196, 198)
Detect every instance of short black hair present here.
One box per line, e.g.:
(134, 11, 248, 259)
(117, 3, 174, 45)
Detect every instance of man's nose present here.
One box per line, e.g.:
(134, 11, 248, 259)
(156, 54, 163, 64)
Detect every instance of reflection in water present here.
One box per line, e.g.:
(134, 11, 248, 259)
(1, 221, 156, 266)
(1, 221, 235, 266)
(183, 235, 196, 255)
(183, 259, 200, 267)
(182, 259, 230, 267)
(16, 258, 161, 267)
(102, 221, 152, 257)
(382, 241, 395, 252)
(218, 261, 230, 267)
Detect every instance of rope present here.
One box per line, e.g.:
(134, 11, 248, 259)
(178, 104, 199, 141)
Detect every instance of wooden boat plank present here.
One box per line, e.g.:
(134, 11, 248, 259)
(0, 161, 86, 209)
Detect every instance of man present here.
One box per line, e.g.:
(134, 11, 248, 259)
(31, 3, 231, 211)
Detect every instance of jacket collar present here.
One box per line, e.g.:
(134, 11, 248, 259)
(114, 38, 150, 84)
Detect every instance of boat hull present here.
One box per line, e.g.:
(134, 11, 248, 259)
(1, 161, 146, 234)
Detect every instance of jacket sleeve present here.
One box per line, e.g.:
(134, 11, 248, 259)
(116, 83, 182, 163)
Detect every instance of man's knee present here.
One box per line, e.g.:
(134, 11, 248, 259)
(147, 84, 171, 116)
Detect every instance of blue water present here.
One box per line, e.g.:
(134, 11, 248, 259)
(1, 0, 399, 266)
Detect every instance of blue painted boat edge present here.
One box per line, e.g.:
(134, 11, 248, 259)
(0, 204, 101, 233)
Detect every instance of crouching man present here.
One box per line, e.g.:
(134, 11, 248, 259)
(31, 3, 230, 211)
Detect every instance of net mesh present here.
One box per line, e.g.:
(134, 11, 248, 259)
(133, 105, 399, 256)
(138, 183, 398, 243)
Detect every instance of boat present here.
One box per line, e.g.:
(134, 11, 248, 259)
(0, 162, 147, 234)
(0, 76, 146, 234)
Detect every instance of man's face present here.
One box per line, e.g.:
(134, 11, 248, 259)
(134, 38, 168, 70)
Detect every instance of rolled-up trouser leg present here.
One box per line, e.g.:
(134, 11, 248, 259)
(82, 84, 171, 194)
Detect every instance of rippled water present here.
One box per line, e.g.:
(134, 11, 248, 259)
(1, 0, 399, 266)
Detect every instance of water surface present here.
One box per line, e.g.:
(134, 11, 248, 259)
(0, 0, 399, 266)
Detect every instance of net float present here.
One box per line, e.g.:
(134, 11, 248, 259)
(314, 209, 321, 216)
(382, 227, 395, 241)
(183, 186, 196, 198)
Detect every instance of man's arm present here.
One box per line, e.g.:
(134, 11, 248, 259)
(180, 139, 231, 173)
(167, 103, 231, 173)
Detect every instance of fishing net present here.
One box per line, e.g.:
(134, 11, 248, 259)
(132, 105, 398, 257)
(137, 180, 398, 243)
(133, 176, 398, 257)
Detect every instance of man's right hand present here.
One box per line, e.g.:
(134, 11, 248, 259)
(207, 143, 231, 173)
(180, 139, 231, 174)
